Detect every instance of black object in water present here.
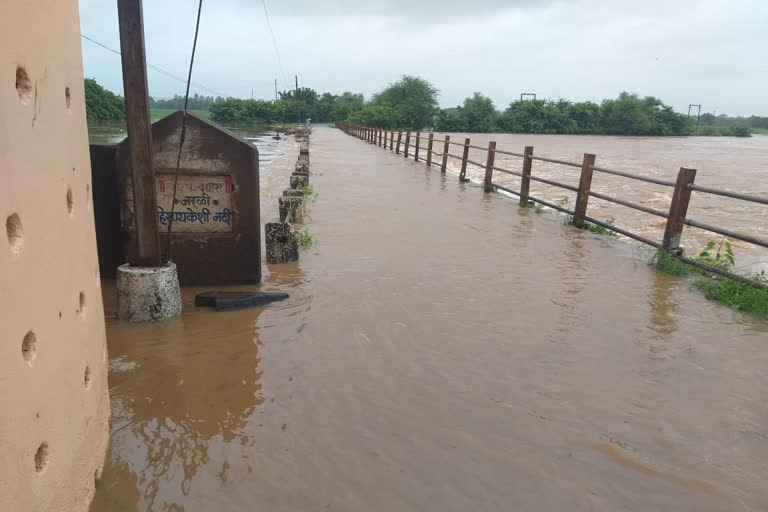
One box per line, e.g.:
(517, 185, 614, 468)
(195, 291, 289, 311)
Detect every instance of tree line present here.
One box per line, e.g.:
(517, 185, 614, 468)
(83, 76, 756, 137)
(208, 88, 364, 125)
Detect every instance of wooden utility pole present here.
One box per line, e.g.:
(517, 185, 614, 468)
(117, 0, 161, 266)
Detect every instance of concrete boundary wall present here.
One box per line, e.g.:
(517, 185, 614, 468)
(0, 1, 110, 510)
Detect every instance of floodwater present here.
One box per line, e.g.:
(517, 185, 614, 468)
(431, 132, 768, 271)
(87, 119, 287, 170)
(91, 128, 768, 512)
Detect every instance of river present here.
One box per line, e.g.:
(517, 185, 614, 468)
(90, 128, 768, 511)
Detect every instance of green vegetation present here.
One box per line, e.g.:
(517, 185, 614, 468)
(84, 78, 125, 121)
(300, 184, 316, 201)
(150, 108, 211, 121)
(149, 93, 219, 111)
(698, 112, 768, 133)
(585, 217, 618, 237)
(693, 272, 768, 316)
(297, 228, 314, 248)
(209, 89, 364, 125)
(436, 92, 695, 136)
(651, 239, 768, 317)
(696, 125, 752, 137)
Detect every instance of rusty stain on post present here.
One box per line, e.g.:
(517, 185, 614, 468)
(483, 141, 497, 192)
(441, 135, 450, 172)
(663, 167, 697, 252)
(426, 134, 434, 166)
(459, 138, 471, 182)
(574, 153, 596, 228)
(117, 0, 161, 266)
(519, 146, 534, 206)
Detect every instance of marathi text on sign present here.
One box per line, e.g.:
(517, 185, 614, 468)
(155, 174, 234, 233)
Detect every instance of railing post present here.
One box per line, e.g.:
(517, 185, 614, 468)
(573, 153, 596, 228)
(426, 134, 434, 166)
(441, 135, 450, 173)
(396, 131, 402, 154)
(459, 137, 470, 182)
(414, 132, 421, 162)
(379, 129, 382, 147)
(483, 141, 497, 192)
(519, 146, 534, 206)
(663, 167, 697, 253)
(383, 130, 388, 149)
(404, 131, 411, 158)
(390, 131, 394, 151)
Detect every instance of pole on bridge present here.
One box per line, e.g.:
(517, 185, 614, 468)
(519, 146, 534, 206)
(404, 131, 411, 158)
(426, 134, 434, 166)
(117, 0, 161, 267)
(414, 132, 421, 162)
(459, 138, 470, 182)
(441, 135, 450, 172)
(483, 141, 497, 192)
(396, 131, 402, 154)
(663, 167, 697, 253)
(573, 153, 596, 228)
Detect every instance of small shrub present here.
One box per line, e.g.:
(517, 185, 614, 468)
(730, 125, 751, 137)
(695, 239, 734, 273)
(297, 228, 314, 248)
(300, 184, 317, 202)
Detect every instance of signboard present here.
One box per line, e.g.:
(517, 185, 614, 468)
(155, 173, 234, 234)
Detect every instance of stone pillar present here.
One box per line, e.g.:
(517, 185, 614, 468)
(278, 196, 304, 223)
(116, 263, 182, 322)
(265, 223, 299, 263)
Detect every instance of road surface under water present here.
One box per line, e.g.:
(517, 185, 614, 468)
(92, 128, 768, 512)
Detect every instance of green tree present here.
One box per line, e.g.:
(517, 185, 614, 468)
(499, 99, 576, 134)
(371, 75, 438, 130)
(347, 105, 401, 129)
(457, 92, 497, 132)
(84, 78, 125, 121)
(433, 109, 467, 132)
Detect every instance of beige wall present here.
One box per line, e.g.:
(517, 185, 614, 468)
(0, 1, 110, 510)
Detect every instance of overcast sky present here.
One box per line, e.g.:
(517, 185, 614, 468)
(78, 0, 767, 116)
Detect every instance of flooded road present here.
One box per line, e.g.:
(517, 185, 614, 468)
(92, 128, 768, 511)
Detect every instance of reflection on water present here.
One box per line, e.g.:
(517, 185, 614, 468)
(91, 128, 768, 512)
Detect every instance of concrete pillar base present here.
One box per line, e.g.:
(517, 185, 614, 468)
(116, 262, 182, 322)
(290, 174, 309, 189)
(265, 223, 299, 263)
(279, 196, 304, 223)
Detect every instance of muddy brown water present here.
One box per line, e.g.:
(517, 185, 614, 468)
(92, 128, 768, 512)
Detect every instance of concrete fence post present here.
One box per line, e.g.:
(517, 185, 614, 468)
(441, 135, 450, 173)
(426, 134, 434, 166)
(519, 146, 534, 206)
(414, 132, 421, 162)
(396, 131, 402, 154)
(663, 167, 697, 253)
(573, 153, 597, 227)
(483, 141, 497, 192)
(459, 137, 471, 182)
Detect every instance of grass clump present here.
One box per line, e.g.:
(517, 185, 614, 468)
(585, 217, 618, 237)
(525, 200, 544, 213)
(693, 272, 768, 316)
(651, 249, 691, 276)
(300, 184, 317, 201)
(297, 228, 314, 248)
(652, 238, 768, 317)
